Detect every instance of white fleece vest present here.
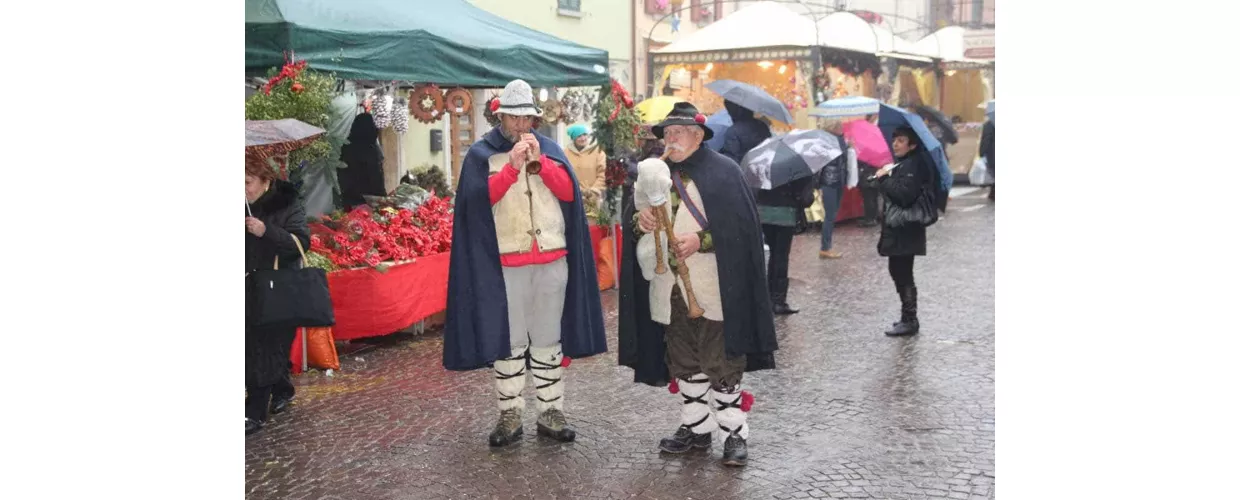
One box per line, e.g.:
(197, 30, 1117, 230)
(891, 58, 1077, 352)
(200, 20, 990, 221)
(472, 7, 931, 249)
(488, 154, 567, 255)
(635, 179, 723, 324)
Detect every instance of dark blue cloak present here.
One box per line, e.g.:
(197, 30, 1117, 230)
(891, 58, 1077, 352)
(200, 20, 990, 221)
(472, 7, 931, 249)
(443, 127, 607, 371)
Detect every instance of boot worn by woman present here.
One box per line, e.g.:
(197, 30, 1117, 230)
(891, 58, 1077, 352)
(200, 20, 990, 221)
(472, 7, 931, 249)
(885, 285, 920, 336)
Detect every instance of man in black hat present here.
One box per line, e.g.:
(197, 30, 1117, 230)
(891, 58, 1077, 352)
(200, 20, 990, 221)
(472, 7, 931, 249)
(617, 102, 778, 467)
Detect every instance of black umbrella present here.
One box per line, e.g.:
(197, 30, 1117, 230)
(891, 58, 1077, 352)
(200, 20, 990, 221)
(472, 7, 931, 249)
(740, 130, 843, 190)
(913, 105, 959, 145)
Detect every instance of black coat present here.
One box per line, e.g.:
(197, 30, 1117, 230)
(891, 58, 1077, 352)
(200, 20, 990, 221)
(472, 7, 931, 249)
(619, 147, 778, 386)
(979, 120, 995, 173)
(246, 180, 310, 388)
(877, 153, 933, 257)
(338, 113, 386, 209)
(719, 101, 772, 166)
(756, 175, 816, 209)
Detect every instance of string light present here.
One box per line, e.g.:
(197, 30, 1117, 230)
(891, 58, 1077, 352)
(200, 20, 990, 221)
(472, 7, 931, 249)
(778, 65, 787, 75)
(757, 61, 774, 70)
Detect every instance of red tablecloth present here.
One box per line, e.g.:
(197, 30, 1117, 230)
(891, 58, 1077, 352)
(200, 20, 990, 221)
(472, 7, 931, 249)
(326, 252, 452, 340)
(291, 252, 452, 373)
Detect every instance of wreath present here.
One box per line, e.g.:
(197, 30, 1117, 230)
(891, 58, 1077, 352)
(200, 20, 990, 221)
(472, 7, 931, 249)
(540, 98, 564, 124)
(409, 84, 445, 124)
(443, 88, 473, 118)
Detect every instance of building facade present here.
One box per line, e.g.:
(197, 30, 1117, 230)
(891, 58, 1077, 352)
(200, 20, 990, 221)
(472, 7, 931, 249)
(468, 0, 634, 90)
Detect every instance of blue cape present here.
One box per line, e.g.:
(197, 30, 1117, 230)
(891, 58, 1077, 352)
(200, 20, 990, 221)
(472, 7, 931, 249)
(443, 127, 607, 371)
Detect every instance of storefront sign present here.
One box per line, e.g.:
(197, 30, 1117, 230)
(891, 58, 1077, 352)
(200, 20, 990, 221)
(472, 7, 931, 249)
(963, 30, 995, 60)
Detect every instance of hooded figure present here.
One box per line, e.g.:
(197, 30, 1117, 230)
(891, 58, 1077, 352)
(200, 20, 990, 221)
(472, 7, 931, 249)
(443, 80, 606, 448)
(337, 113, 386, 208)
(719, 100, 772, 166)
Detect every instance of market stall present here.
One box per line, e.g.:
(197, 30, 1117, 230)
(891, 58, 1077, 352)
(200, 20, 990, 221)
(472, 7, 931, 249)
(246, 0, 618, 371)
(912, 27, 995, 176)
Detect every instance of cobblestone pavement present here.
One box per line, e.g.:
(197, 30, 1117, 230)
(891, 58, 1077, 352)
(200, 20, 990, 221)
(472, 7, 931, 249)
(246, 190, 995, 500)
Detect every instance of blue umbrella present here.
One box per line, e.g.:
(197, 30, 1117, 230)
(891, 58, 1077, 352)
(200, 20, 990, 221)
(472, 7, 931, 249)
(704, 79, 795, 124)
(704, 109, 731, 151)
(808, 95, 881, 119)
(877, 103, 953, 192)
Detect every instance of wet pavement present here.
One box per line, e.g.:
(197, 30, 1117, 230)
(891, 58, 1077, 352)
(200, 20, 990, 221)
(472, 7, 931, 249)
(246, 189, 995, 500)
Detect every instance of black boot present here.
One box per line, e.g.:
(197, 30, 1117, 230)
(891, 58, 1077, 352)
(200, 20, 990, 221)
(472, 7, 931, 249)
(770, 289, 799, 315)
(885, 285, 920, 336)
(722, 435, 749, 466)
(658, 425, 713, 454)
(772, 303, 799, 315)
(245, 418, 263, 436)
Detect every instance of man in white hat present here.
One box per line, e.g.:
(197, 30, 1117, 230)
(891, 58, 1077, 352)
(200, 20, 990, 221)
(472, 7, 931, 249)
(443, 79, 607, 448)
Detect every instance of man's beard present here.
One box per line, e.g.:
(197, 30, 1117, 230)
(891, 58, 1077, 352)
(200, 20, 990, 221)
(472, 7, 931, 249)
(502, 127, 528, 142)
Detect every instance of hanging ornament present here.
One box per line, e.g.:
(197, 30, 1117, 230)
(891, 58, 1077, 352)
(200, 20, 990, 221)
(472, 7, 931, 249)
(371, 89, 392, 129)
(541, 98, 563, 125)
(409, 83, 445, 124)
(392, 97, 409, 134)
(671, 13, 681, 33)
(443, 88, 473, 118)
(290, 82, 305, 94)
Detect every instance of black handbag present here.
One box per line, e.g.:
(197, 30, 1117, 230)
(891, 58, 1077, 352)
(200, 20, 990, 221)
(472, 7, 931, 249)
(884, 185, 939, 228)
(248, 233, 335, 330)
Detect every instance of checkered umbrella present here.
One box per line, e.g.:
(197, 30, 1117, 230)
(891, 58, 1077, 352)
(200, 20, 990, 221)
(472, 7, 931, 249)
(245, 119, 326, 161)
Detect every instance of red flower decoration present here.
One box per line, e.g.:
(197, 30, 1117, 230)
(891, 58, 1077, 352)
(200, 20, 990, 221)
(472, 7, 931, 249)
(694, 113, 706, 124)
(668, 379, 679, 394)
(561, 356, 572, 368)
(740, 391, 754, 412)
(489, 98, 500, 112)
(290, 82, 304, 93)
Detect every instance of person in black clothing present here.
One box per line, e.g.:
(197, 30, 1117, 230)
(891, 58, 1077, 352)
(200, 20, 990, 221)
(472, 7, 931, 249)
(980, 115, 995, 201)
(874, 127, 934, 337)
(719, 100, 771, 166)
(337, 113, 386, 209)
(756, 176, 816, 315)
(245, 160, 311, 435)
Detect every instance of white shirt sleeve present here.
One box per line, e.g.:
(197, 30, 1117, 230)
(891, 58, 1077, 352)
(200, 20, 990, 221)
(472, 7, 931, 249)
(846, 147, 859, 188)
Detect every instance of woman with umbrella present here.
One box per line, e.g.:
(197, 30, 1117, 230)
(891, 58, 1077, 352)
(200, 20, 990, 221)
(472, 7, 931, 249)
(873, 127, 936, 337)
(244, 119, 320, 435)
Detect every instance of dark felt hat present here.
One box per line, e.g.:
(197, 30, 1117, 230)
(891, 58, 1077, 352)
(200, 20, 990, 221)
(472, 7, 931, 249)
(652, 101, 713, 141)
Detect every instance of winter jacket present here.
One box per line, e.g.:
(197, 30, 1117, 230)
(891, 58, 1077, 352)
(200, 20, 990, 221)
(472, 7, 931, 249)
(818, 132, 848, 188)
(876, 152, 933, 257)
(565, 142, 608, 192)
(719, 101, 772, 166)
(245, 180, 311, 388)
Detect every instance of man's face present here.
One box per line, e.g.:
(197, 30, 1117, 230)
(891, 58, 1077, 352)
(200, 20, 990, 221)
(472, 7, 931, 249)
(574, 135, 590, 148)
(891, 135, 917, 157)
(663, 125, 703, 163)
(500, 114, 535, 141)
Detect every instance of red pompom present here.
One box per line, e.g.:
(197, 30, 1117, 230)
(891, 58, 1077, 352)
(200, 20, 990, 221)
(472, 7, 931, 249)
(740, 391, 754, 412)
(489, 98, 500, 112)
(668, 379, 680, 394)
(694, 113, 706, 124)
(560, 356, 572, 368)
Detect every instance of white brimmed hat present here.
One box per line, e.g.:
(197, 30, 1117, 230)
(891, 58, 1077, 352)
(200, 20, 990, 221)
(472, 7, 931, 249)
(496, 79, 542, 117)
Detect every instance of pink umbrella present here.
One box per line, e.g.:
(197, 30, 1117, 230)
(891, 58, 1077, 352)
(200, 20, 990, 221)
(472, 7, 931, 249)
(843, 120, 893, 167)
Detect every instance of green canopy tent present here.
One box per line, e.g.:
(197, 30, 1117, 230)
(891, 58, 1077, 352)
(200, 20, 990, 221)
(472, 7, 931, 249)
(246, 0, 611, 88)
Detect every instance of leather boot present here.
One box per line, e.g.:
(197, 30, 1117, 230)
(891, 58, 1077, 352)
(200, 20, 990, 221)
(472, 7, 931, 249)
(885, 285, 920, 336)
